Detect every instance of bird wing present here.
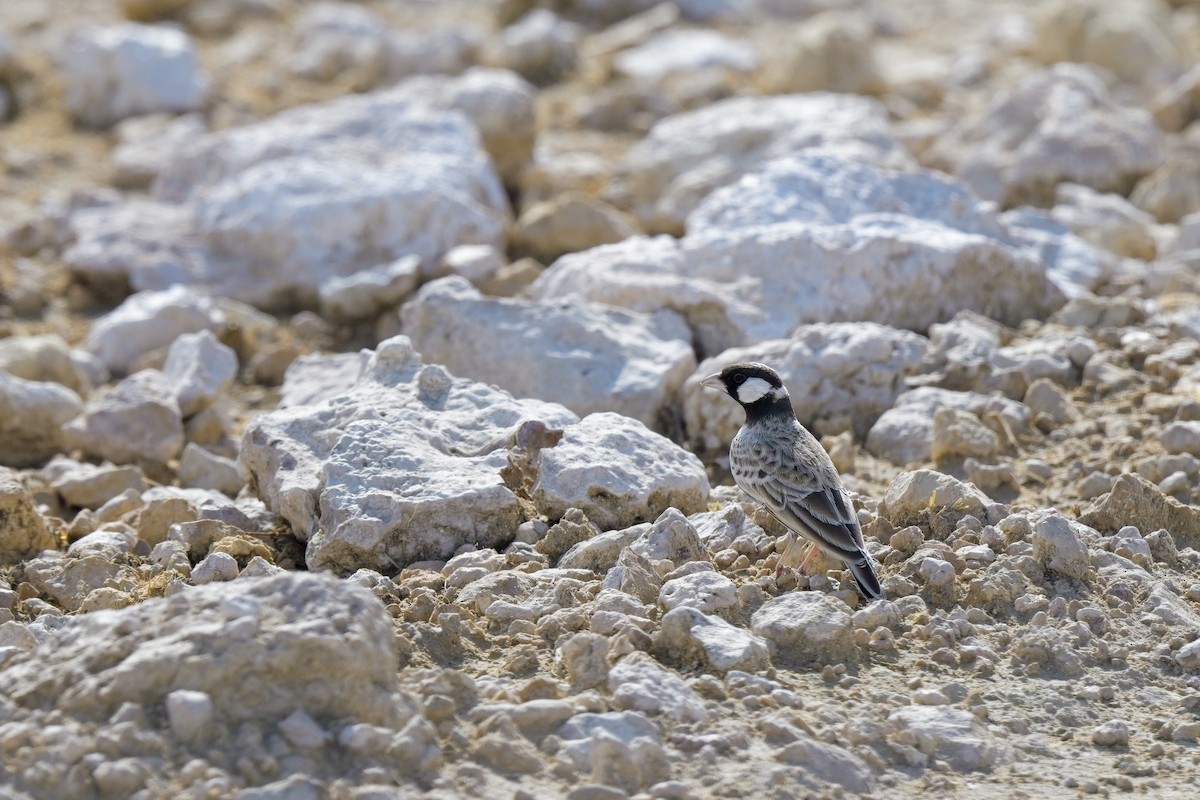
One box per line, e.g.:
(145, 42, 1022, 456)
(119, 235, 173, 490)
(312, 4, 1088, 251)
(736, 440, 868, 561)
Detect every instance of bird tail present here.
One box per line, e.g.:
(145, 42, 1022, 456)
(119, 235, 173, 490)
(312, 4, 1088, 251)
(847, 555, 884, 602)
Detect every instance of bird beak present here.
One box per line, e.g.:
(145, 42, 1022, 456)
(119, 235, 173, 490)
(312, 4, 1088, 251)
(700, 373, 723, 391)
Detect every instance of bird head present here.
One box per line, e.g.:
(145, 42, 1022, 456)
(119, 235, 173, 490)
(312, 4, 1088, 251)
(700, 362, 790, 410)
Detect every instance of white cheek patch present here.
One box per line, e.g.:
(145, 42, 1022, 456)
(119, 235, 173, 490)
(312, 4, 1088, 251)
(736, 377, 775, 404)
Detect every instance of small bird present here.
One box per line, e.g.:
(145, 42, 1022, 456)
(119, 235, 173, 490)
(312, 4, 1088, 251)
(702, 362, 884, 601)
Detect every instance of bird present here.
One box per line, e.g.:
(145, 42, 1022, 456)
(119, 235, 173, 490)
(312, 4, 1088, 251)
(701, 361, 884, 601)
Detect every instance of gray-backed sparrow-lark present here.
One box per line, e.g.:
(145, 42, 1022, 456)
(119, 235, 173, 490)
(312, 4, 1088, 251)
(702, 362, 884, 601)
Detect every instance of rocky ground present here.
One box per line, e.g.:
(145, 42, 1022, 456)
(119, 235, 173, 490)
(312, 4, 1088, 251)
(3, 0, 1200, 798)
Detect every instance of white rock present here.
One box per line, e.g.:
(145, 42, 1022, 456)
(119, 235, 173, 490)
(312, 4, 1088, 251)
(759, 11, 883, 96)
(929, 64, 1167, 206)
(658, 570, 737, 614)
(535, 153, 1069, 356)
(191, 551, 239, 585)
(1032, 513, 1091, 580)
(59, 23, 208, 127)
(85, 287, 225, 376)
(166, 689, 213, 739)
(530, 414, 709, 531)
(930, 407, 1001, 464)
(0, 469, 57, 563)
(657, 606, 768, 673)
(178, 443, 243, 497)
(867, 388, 1031, 466)
(557, 710, 661, 773)
(0, 573, 406, 728)
(608, 654, 708, 723)
(279, 709, 329, 749)
(63, 200, 201, 291)
(401, 276, 696, 429)
(1161, 421, 1200, 457)
(616, 93, 910, 233)
(613, 29, 757, 85)
(386, 26, 481, 83)
(317, 256, 421, 322)
(162, 329, 238, 417)
(683, 322, 928, 450)
(486, 9, 578, 86)
(0, 334, 90, 394)
(775, 731, 875, 793)
(1176, 638, 1200, 670)
(279, 352, 369, 409)
(112, 113, 208, 188)
(287, 1, 390, 85)
(241, 337, 576, 571)
(78, 83, 510, 308)
(1051, 183, 1158, 260)
(436, 244, 505, 285)
(0, 373, 84, 468)
(62, 370, 185, 465)
(1092, 719, 1131, 747)
(878, 469, 991, 528)
(46, 459, 146, 509)
(751, 592, 857, 665)
(388, 68, 536, 187)
(1032, 0, 1181, 84)
(887, 706, 1003, 771)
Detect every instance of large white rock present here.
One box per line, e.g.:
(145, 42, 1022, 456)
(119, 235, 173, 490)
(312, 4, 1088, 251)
(0, 334, 90, 394)
(162, 329, 238, 417)
(751, 592, 858, 665)
(866, 387, 1031, 466)
(533, 153, 1069, 356)
(0, 373, 84, 468)
(58, 23, 208, 127)
(68, 80, 511, 310)
(613, 29, 758, 85)
(608, 654, 708, 723)
(683, 322, 929, 451)
(887, 706, 1004, 771)
(400, 276, 696, 430)
(928, 63, 1167, 206)
(85, 286, 225, 375)
(1032, 0, 1182, 85)
(529, 413, 709, 531)
(0, 469, 57, 563)
(62, 370, 185, 466)
(657, 606, 769, 673)
(615, 92, 910, 233)
(242, 337, 706, 573)
(0, 572, 408, 728)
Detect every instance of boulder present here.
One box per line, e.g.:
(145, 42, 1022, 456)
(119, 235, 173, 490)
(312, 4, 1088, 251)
(614, 92, 909, 233)
(62, 370, 185, 466)
(85, 287, 225, 376)
(400, 276, 695, 430)
(533, 153, 1070, 357)
(59, 23, 208, 127)
(162, 330, 238, 417)
(242, 337, 706, 574)
(0, 469, 57, 563)
(927, 64, 1166, 206)
(0, 373, 84, 468)
(867, 388, 1031, 466)
(751, 592, 858, 666)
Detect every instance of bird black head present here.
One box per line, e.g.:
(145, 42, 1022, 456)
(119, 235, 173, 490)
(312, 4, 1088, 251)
(701, 362, 793, 421)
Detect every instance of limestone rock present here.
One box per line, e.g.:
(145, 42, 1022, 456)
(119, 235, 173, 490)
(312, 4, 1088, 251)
(868, 388, 1030, 466)
(878, 469, 991, 533)
(615, 92, 909, 233)
(85, 287, 225, 376)
(0, 470, 57, 563)
(162, 329, 238, 417)
(928, 64, 1166, 206)
(1079, 473, 1200, 551)
(0, 334, 90, 394)
(0, 572, 406, 730)
(530, 414, 709, 531)
(1031, 513, 1092, 580)
(401, 277, 695, 430)
(657, 606, 768, 673)
(511, 193, 641, 263)
(534, 153, 1069, 357)
(59, 23, 208, 127)
(608, 654, 708, 723)
(751, 592, 857, 666)
(0, 373, 84, 468)
(62, 370, 185, 466)
(887, 706, 1004, 771)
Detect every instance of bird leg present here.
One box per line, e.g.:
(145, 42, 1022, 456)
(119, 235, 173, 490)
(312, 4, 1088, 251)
(775, 532, 817, 578)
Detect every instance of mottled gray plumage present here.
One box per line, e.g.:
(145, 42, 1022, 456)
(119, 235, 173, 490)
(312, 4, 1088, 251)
(702, 362, 883, 601)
